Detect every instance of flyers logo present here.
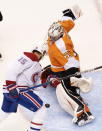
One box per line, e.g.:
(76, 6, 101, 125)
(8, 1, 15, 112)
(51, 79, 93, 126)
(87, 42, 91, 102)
(63, 51, 70, 59)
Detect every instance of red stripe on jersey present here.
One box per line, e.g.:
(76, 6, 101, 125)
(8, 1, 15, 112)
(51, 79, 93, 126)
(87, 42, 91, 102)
(31, 121, 43, 126)
(6, 80, 16, 85)
(23, 92, 41, 108)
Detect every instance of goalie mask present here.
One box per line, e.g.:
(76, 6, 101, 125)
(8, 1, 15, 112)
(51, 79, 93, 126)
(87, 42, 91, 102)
(48, 22, 64, 41)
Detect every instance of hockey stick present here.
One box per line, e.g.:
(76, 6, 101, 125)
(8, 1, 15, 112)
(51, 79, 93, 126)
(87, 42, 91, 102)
(80, 66, 102, 73)
(20, 81, 51, 92)
(60, 66, 102, 80)
(21, 65, 102, 92)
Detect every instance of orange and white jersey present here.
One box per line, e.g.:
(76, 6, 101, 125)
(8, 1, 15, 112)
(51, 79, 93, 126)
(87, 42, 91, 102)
(47, 16, 80, 72)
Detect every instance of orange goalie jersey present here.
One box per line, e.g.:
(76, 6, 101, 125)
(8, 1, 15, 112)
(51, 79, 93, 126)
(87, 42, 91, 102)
(47, 17, 80, 72)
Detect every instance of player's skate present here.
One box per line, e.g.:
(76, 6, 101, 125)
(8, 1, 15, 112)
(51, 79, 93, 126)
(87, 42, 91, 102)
(72, 111, 95, 126)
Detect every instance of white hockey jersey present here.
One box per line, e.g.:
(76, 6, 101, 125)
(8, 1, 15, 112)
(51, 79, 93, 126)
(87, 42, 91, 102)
(5, 52, 42, 88)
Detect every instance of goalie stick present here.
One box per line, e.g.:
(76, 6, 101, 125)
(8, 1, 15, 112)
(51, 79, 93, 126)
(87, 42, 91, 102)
(60, 66, 102, 80)
(20, 65, 102, 92)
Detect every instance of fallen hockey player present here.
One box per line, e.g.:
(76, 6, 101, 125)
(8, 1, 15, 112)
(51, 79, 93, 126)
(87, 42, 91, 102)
(0, 48, 49, 131)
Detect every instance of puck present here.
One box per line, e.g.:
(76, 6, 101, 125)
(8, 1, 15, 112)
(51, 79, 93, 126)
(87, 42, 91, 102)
(45, 103, 50, 108)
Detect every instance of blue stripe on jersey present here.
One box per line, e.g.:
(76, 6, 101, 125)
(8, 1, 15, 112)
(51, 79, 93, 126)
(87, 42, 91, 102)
(30, 127, 40, 130)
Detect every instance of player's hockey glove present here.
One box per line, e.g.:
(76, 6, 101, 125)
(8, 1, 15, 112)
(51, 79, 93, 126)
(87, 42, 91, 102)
(41, 78, 48, 88)
(7, 84, 19, 98)
(70, 77, 92, 93)
(41, 65, 52, 88)
(48, 75, 61, 88)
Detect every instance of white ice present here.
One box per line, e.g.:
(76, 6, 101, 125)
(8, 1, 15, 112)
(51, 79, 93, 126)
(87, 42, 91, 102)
(0, 0, 102, 130)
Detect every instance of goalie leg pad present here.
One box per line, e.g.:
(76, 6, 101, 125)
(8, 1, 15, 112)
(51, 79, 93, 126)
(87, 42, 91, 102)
(56, 83, 93, 118)
(56, 84, 74, 116)
(56, 83, 85, 116)
(56, 84, 95, 126)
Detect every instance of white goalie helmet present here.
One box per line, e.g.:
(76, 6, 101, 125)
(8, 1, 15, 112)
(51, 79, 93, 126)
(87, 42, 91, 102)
(48, 22, 64, 41)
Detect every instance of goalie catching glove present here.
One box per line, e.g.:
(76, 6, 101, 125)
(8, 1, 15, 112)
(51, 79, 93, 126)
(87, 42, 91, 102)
(70, 77, 92, 93)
